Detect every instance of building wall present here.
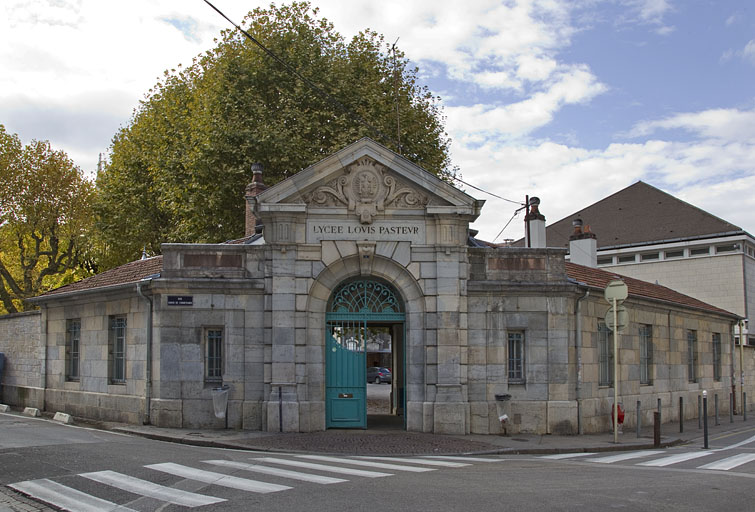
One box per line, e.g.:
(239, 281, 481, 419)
(0, 311, 42, 407)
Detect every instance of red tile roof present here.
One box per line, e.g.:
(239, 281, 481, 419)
(565, 261, 738, 318)
(37, 256, 163, 298)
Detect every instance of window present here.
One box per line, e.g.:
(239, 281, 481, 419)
(687, 330, 698, 383)
(507, 331, 525, 383)
(205, 328, 223, 382)
(66, 319, 81, 381)
(109, 316, 126, 383)
(618, 254, 636, 263)
(690, 247, 710, 256)
(664, 250, 684, 259)
(639, 324, 652, 385)
(597, 256, 613, 266)
(715, 244, 738, 254)
(712, 333, 722, 382)
(640, 252, 659, 261)
(598, 322, 613, 386)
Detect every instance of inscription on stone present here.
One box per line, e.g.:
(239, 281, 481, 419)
(307, 220, 425, 243)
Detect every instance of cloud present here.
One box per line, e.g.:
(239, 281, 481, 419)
(628, 108, 755, 142)
(743, 40, 755, 64)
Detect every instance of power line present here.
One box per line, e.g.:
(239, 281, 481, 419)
(450, 176, 525, 205)
(492, 206, 525, 243)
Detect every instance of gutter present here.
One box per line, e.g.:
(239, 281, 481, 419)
(136, 277, 156, 425)
(575, 287, 590, 435)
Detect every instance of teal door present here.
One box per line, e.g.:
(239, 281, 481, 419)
(326, 280, 404, 429)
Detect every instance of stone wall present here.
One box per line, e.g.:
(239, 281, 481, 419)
(0, 311, 42, 407)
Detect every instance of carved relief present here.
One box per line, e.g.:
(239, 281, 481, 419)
(302, 157, 429, 224)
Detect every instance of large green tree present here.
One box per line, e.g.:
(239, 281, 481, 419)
(0, 125, 95, 314)
(96, 2, 453, 268)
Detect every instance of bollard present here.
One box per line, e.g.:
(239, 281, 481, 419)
(658, 397, 662, 426)
(730, 393, 734, 423)
(715, 394, 719, 426)
(698, 395, 702, 429)
(653, 412, 661, 447)
(703, 391, 709, 449)
(636, 400, 642, 438)
(745, 392, 748, 422)
(679, 396, 684, 433)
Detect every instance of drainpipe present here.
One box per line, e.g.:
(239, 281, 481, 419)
(575, 288, 590, 435)
(136, 279, 154, 425)
(40, 304, 48, 410)
(731, 320, 737, 414)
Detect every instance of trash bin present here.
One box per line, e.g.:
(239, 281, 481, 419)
(212, 384, 230, 419)
(495, 394, 512, 435)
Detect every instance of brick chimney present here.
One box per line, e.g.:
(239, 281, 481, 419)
(569, 218, 597, 267)
(244, 163, 267, 237)
(525, 197, 546, 248)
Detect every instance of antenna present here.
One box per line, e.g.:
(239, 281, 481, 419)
(392, 38, 402, 155)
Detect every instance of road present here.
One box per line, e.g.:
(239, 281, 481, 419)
(2, 413, 755, 511)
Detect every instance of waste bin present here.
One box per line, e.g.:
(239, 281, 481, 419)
(495, 394, 512, 435)
(211, 384, 230, 419)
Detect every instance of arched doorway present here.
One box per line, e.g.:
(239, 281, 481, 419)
(325, 279, 405, 428)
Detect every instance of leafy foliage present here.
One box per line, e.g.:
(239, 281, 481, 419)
(0, 125, 95, 313)
(96, 2, 453, 268)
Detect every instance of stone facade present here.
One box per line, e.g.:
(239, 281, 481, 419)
(0, 311, 42, 407)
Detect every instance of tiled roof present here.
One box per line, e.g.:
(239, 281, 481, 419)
(38, 256, 163, 298)
(518, 181, 744, 249)
(565, 261, 738, 317)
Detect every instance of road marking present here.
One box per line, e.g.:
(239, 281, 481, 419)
(355, 456, 469, 467)
(540, 453, 597, 460)
(80, 470, 225, 507)
(203, 460, 347, 484)
(718, 434, 755, 451)
(585, 451, 665, 464)
(146, 463, 291, 493)
(254, 457, 392, 478)
(9, 479, 137, 512)
(297, 455, 435, 472)
(420, 456, 502, 462)
(637, 451, 714, 467)
(698, 453, 755, 471)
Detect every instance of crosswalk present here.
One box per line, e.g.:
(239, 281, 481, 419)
(540, 449, 755, 472)
(7, 454, 497, 511)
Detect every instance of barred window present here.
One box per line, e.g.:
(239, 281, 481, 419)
(599, 322, 614, 386)
(507, 331, 525, 383)
(66, 319, 81, 381)
(109, 315, 127, 384)
(687, 330, 698, 383)
(206, 329, 223, 382)
(712, 332, 722, 382)
(639, 324, 653, 385)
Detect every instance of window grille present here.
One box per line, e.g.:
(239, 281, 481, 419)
(109, 316, 126, 383)
(599, 322, 613, 386)
(206, 329, 223, 382)
(66, 319, 81, 381)
(687, 330, 698, 383)
(639, 324, 652, 385)
(508, 331, 525, 383)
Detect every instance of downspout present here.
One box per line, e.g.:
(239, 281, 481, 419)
(40, 305, 48, 410)
(731, 320, 737, 414)
(136, 279, 154, 425)
(575, 288, 590, 435)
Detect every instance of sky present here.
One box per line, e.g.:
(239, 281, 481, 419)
(1, 0, 754, 243)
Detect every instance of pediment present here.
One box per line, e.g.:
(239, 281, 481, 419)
(254, 138, 483, 224)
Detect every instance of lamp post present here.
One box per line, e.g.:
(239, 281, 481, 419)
(605, 279, 628, 444)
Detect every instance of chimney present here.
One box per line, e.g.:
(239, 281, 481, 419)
(525, 197, 546, 248)
(569, 218, 597, 267)
(244, 163, 267, 237)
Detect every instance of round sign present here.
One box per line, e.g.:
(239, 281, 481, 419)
(605, 305, 628, 331)
(605, 279, 628, 302)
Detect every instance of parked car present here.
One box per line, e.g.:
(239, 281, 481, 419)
(367, 366, 392, 384)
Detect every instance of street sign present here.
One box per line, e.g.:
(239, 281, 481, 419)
(604, 279, 628, 303)
(605, 305, 628, 331)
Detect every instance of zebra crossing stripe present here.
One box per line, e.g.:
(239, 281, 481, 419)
(540, 453, 597, 460)
(296, 455, 435, 472)
(80, 470, 225, 507)
(356, 456, 469, 468)
(585, 451, 665, 464)
(637, 451, 714, 467)
(203, 460, 348, 484)
(254, 457, 392, 478)
(698, 453, 755, 471)
(145, 463, 291, 493)
(9, 479, 137, 512)
(420, 456, 502, 462)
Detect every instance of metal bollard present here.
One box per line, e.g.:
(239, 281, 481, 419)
(703, 391, 709, 449)
(679, 396, 684, 433)
(636, 400, 642, 438)
(653, 412, 661, 447)
(745, 392, 748, 422)
(698, 395, 702, 429)
(715, 394, 719, 426)
(730, 393, 734, 423)
(658, 398, 662, 426)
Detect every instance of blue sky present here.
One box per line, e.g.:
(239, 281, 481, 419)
(1, 0, 754, 242)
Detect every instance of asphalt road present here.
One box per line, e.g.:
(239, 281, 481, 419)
(2, 413, 755, 512)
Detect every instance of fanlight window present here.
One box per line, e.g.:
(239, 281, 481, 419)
(329, 280, 401, 314)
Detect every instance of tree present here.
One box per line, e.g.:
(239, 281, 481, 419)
(96, 2, 453, 268)
(0, 125, 95, 314)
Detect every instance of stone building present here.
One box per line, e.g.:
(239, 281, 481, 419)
(0, 139, 746, 434)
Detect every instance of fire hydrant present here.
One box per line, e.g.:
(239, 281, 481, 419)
(611, 402, 625, 433)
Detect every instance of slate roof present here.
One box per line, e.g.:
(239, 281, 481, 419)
(565, 261, 738, 318)
(36, 256, 163, 298)
(524, 181, 745, 250)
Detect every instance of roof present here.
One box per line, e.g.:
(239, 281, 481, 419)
(36, 256, 163, 298)
(530, 181, 744, 250)
(565, 261, 738, 318)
